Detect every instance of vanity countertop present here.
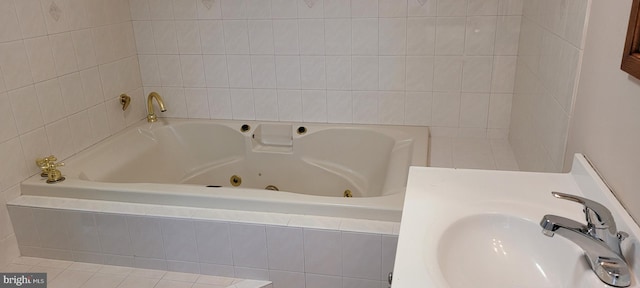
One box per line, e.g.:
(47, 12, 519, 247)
(392, 154, 640, 288)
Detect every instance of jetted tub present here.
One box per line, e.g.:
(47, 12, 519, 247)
(21, 119, 429, 221)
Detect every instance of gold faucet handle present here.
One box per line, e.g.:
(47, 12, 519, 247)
(36, 155, 63, 176)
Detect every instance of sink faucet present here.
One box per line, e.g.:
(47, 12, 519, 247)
(540, 192, 631, 287)
(147, 92, 167, 122)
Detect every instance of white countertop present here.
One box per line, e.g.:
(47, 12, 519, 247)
(392, 154, 640, 287)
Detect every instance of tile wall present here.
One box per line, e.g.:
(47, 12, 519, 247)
(8, 204, 398, 288)
(508, 0, 589, 172)
(132, 0, 523, 138)
(0, 0, 143, 267)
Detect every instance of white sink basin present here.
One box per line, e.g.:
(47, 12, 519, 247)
(392, 155, 640, 288)
(438, 214, 599, 288)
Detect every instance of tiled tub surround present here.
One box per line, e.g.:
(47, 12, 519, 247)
(508, 0, 590, 172)
(7, 197, 398, 288)
(0, 0, 143, 268)
(132, 0, 523, 138)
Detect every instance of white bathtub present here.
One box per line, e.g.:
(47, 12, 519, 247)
(21, 119, 428, 221)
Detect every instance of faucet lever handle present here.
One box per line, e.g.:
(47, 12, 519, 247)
(551, 191, 616, 233)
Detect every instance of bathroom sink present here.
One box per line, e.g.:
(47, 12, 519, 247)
(438, 214, 601, 288)
(391, 155, 640, 288)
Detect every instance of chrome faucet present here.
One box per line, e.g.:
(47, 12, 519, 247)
(146, 92, 167, 122)
(540, 192, 631, 287)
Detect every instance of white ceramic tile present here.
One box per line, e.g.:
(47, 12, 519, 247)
(495, 16, 521, 55)
(379, 0, 407, 17)
(163, 87, 189, 118)
(81, 273, 125, 288)
(127, 216, 165, 259)
(453, 137, 496, 169)
(298, 19, 325, 55)
(379, 18, 406, 55)
(208, 88, 233, 119)
(405, 56, 434, 91)
(41, 0, 71, 34)
(157, 55, 184, 86)
(408, 0, 436, 16)
(251, 56, 277, 89)
(324, 0, 350, 18)
(234, 267, 269, 280)
(152, 21, 179, 54)
(465, 16, 497, 55)
(459, 92, 490, 128)
(64, 211, 100, 253)
(93, 213, 132, 256)
(45, 117, 75, 159)
(246, 0, 272, 19)
(265, 226, 304, 272)
(221, 0, 248, 19)
(302, 229, 341, 276)
(104, 96, 126, 134)
(0, 40, 34, 91)
(196, 0, 222, 19)
(302, 90, 327, 122)
(7, 206, 39, 247)
(272, 20, 299, 55)
(50, 32, 79, 76)
(378, 92, 404, 124)
(325, 19, 351, 55)
(564, 0, 588, 48)
(352, 18, 378, 55)
(271, 0, 297, 18)
(35, 79, 66, 123)
(253, 89, 279, 120)
(198, 263, 234, 277)
(0, 0, 22, 42)
(305, 274, 341, 288)
(248, 20, 275, 54)
(468, 0, 498, 15)
(491, 56, 516, 93)
(68, 111, 94, 152)
(462, 56, 493, 92)
(19, 128, 50, 176)
(200, 20, 226, 54)
(351, 56, 378, 90)
(195, 275, 235, 286)
(277, 89, 302, 121)
(433, 56, 463, 92)
(87, 104, 110, 141)
(48, 269, 94, 288)
(298, 0, 323, 18)
(404, 91, 432, 125)
(185, 88, 210, 118)
(13, 0, 48, 38)
(160, 219, 199, 262)
(117, 275, 160, 288)
(230, 88, 256, 120)
(351, 0, 378, 17)
(24, 36, 56, 83)
(407, 17, 436, 55)
(148, 0, 174, 19)
(435, 17, 465, 55)
(275, 56, 301, 89)
(325, 56, 351, 90)
(223, 20, 250, 54)
(32, 208, 70, 250)
(437, 0, 467, 16)
(203, 55, 230, 87)
(59, 72, 87, 114)
(498, 0, 523, 15)
(326, 90, 352, 123)
(0, 93, 17, 144)
(342, 232, 381, 280)
(193, 221, 233, 265)
(173, 0, 198, 19)
(352, 91, 378, 124)
(300, 56, 326, 89)
(175, 20, 203, 54)
(379, 56, 405, 91)
(431, 92, 460, 127)
(269, 270, 305, 288)
(381, 235, 398, 280)
(226, 55, 253, 88)
(179, 55, 206, 87)
(229, 223, 268, 269)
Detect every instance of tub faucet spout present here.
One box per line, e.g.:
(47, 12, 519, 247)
(540, 192, 630, 287)
(147, 92, 167, 123)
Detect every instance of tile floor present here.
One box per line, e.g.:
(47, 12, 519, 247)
(429, 137, 520, 171)
(0, 257, 272, 288)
